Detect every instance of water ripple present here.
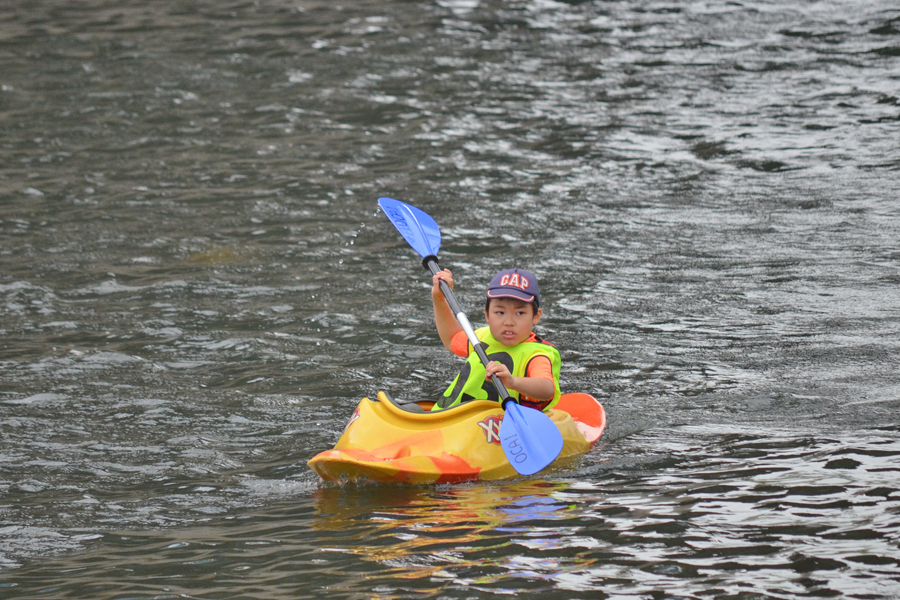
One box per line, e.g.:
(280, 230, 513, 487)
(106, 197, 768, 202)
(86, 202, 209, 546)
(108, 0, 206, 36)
(2, 0, 900, 597)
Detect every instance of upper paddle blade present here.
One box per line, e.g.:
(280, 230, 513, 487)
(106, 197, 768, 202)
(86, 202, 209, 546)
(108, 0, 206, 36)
(378, 197, 441, 259)
(499, 402, 564, 476)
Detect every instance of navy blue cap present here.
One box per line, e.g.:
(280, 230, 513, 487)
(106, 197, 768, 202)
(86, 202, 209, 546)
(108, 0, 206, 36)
(486, 268, 540, 307)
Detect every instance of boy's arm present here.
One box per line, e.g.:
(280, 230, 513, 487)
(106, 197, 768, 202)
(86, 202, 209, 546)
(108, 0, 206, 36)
(432, 269, 463, 352)
(484, 359, 555, 401)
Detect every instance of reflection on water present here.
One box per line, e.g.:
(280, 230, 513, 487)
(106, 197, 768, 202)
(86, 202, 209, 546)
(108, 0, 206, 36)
(0, 425, 898, 597)
(311, 481, 578, 587)
(2, 0, 900, 597)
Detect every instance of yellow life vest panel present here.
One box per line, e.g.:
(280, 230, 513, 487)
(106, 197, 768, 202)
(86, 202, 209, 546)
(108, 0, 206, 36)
(435, 327, 561, 411)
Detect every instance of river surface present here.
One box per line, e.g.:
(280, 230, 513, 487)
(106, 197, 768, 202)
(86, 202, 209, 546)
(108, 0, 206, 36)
(2, 0, 900, 598)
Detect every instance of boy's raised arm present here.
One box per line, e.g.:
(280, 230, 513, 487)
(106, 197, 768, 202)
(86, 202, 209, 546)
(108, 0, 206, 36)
(431, 269, 463, 352)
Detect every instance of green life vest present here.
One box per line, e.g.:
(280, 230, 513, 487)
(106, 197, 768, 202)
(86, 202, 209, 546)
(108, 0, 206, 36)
(435, 326, 561, 411)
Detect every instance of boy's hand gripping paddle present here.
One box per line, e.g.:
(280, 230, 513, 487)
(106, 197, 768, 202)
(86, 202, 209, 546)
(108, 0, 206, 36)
(378, 197, 564, 476)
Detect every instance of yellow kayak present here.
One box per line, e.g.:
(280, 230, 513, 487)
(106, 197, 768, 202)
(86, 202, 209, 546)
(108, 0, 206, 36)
(308, 392, 606, 484)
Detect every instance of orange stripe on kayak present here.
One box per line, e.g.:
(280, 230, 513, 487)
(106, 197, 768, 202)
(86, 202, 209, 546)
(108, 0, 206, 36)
(315, 430, 485, 483)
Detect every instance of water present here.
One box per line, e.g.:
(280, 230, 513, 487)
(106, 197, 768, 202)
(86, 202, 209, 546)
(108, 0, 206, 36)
(2, 0, 899, 597)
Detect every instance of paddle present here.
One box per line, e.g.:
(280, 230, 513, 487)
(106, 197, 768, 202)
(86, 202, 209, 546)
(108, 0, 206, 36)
(378, 197, 564, 476)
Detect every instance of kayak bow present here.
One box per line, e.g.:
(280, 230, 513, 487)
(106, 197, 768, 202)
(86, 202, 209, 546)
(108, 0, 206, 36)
(308, 393, 606, 484)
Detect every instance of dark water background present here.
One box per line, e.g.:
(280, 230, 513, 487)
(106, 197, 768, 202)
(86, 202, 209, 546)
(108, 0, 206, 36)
(2, 0, 899, 597)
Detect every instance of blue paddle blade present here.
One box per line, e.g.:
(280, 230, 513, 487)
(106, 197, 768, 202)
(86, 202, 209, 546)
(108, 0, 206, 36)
(499, 402, 564, 476)
(378, 197, 441, 259)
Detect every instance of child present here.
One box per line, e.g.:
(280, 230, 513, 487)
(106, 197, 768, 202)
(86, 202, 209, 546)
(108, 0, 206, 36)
(431, 267, 561, 412)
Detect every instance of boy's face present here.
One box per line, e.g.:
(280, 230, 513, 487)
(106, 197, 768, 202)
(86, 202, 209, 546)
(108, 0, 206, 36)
(485, 298, 542, 347)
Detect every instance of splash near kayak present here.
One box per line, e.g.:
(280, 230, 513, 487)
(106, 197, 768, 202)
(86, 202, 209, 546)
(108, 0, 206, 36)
(307, 392, 606, 484)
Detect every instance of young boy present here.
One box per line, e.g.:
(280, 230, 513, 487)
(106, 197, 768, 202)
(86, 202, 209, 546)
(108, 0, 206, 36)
(431, 267, 561, 412)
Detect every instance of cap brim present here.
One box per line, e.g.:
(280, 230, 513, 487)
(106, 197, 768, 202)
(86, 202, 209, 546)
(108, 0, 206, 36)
(487, 289, 536, 303)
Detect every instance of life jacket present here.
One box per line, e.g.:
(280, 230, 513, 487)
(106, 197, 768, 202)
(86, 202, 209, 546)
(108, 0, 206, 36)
(434, 326, 561, 411)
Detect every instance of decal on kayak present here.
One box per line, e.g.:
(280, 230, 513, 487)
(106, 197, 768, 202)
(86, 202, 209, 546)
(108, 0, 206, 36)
(342, 408, 361, 435)
(477, 415, 503, 445)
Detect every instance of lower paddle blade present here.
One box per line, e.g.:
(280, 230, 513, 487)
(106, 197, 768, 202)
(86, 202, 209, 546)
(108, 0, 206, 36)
(378, 197, 441, 259)
(499, 403, 564, 476)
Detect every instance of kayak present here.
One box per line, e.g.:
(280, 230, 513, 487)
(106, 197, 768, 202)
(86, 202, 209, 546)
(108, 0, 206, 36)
(308, 392, 606, 484)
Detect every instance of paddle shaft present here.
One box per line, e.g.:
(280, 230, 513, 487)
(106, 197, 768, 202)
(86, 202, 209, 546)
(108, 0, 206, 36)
(423, 256, 514, 406)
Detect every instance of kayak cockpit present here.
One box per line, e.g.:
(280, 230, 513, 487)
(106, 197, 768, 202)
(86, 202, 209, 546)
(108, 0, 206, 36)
(377, 391, 433, 413)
